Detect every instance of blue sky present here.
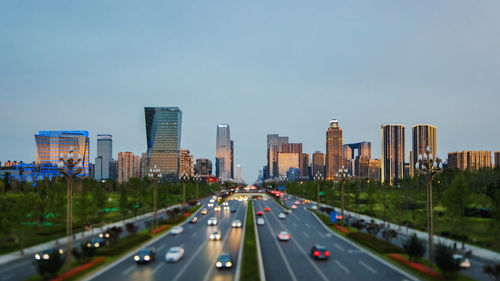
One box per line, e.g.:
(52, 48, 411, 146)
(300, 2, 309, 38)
(1, 1, 499, 182)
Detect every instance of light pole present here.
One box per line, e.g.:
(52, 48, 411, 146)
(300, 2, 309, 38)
(58, 147, 83, 271)
(336, 166, 349, 227)
(415, 146, 443, 270)
(194, 174, 200, 200)
(314, 171, 323, 207)
(180, 172, 189, 204)
(148, 165, 162, 228)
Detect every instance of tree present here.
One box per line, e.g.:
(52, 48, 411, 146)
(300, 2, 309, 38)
(93, 184, 108, 223)
(119, 186, 129, 219)
(403, 234, 426, 262)
(365, 181, 378, 216)
(444, 174, 470, 248)
(435, 243, 460, 279)
(75, 182, 92, 225)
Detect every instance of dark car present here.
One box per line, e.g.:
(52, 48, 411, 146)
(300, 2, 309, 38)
(230, 207, 237, 213)
(34, 248, 64, 262)
(134, 248, 156, 264)
(216, 253, 233, 269)
(311, 244, 330, 260)
(85, 237, 106, 249)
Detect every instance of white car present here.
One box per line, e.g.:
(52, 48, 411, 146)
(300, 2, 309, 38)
(284, 209, 292, 214)
(170, 226, 183, 235)
(452, 254, 471, 268)
(310, 205, 318, 210)
(208, 203, 214, 208)
(214, 206, 221, 211)
(257, 218, 265, 225)
(232, 220, 242, 228)
(278, 213, 286, 219)
(210, 231, 222, 241)
(207, 217, 218, 226)
(223, 202, 229, 206)
(165, 247, 184, 262)
(278, 231, 290, 241)
(224, 206, 230, 211)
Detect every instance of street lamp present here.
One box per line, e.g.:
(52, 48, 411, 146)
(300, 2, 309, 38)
(58, 146, 83, 271)
(180, 172, 189, 204)
(314, 171, 323, 207)
(336, 166, 350, 227)
(194, 174, 200, 200)
(148, 165, 162, 228)
(415, 146, 443, 270)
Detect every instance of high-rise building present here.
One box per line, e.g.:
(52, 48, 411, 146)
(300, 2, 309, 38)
(266, 134, 289, 179)
(216, 124, 231, 181)
(495, 151, 500, 168)
(381, 124, 405, 184)
(117, 152, 140, 183)
(411, 124, 437, 177)
(301, 153, 310, 179)
(344, 142, 372, 177)
(230, 140, 234, 179)
(277, 153, 299, 176)
(325, 119, 343, 180)
(194, 158, 212, 177)
(368, 159, 381, 179)
(180, 149, 194, 177)
(312, 151, 325, 177)
(95, 134, 113, 181)
(35, 131, 91, 177)
(145, 107, 182, 179)
(140, 152, 148, 178)
(282, 143, 303, 176)
(448, 151, 492, 170)
(236, 164, 242, 183)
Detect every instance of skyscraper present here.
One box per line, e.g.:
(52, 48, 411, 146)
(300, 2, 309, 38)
(230, 140, 234, 179)
(312, 151, 325, 177)
(411, 124, 437, 177)
(145, 107, 182, 178)
(495, 151, 500, 168)
(448, 151, 492, 170)
(180, 149, 194, 176)
(325, 119, 343, 180)
(282, 143, 303, 176)
(344, 142, 372, 178)
(266, 134, 289, 179)
(95, 134, 113, 181)
(117, 152, 140, 183)
(35, 131, 91, 177)
(216, 124, 231, 181)
(381, 124, 405, 184)
(301, 153, 310, 179)
(236, 164, 242, 184)
(194, 158, 212, 177)
(278, 153, 299, 176)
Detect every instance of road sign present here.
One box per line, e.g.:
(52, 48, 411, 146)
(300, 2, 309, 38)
(278, 185, 285, 191)
(319, 191, 325, 196)
(330, 210, 337, 223)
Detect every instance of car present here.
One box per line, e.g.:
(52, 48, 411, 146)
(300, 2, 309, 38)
(311, 244, 330, 260)
(201, 208, 208, 215)
(295, 201, 300, 205)
(256, 211, 264, 216)
(98, 232, 111, 239)
(284, 209, 292, 214)
(263, 198, 268, 201)
(207, 217, 218, 226)
(216, 253, 233, 269)
(208, 203, 214, 207)
(257, 218, 265, 225)
(85, 237, 105, 249)
(452, 254, 471, 268)
(264, 207, 271, 212)
(34, 248, 64, 262)
(210, 231, 222, 241)
(134, 248, 156, 263)
(310, 205, 318, 210)
(278, 231, 290, 241)
(189, 216, 198, 223)
(214, 206, 221, 211)
(232, 220, 242, 228)
(291, 205, 298, 209)
(278, 213, 286, 219)
(230, 207, 237, 213)
(170, 226, 183, 235)
(224, 206, 230, 210)
(165, 246, 184, 262)
(223, 202, 229, 206)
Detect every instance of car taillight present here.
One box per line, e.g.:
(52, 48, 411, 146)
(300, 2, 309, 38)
(314, 251, 320, 256)
(324, 251, 330, 256)
(279, 235, 283, 239)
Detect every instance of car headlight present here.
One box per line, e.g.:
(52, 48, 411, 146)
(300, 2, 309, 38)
(86, 243, 91, 248)
(42, 254, 50, 260)
(134, 255, 140, 261)
(144, 255, 150, 261)
(99, 233, 104, 238)
(210, 235, 214, 239)
(94, 243, 100, 248)
(58, 249, 64, 255)
(216, 235, 221, 239)
(216, 262, 222, 267)
(35, 254, 41, 260)
(226, 262, 232, 267)
(105, 233, 110, 238)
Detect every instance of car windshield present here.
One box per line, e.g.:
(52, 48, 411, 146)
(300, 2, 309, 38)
(139, 249, 151, 255)
(315, 245, 326, 251)
(169, 248, 179, 253)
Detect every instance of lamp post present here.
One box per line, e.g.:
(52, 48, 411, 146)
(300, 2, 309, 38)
(180, 172, 189, 204)
(194, 174, 200, 200)
(336, 166, 349, 227)
(415, 146, 443, 270)
(148, 165, 162, 228)
(58, 147, 83, 271)
(314, 171, 323, 207)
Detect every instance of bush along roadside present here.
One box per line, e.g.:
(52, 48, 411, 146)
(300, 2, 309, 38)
(240, 200, 260, 281)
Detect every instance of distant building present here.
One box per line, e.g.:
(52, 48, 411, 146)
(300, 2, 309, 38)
(266, 134, 289, 179)
(179, 149, 194, 177)
(286, 168, 300, 181)
(236, 164, 242, 183)
(216, 124, 231, 181)
(344, 142, 371, 178)
(326, 119, 343, 180)
(411, 124, 437, 177)
(381, 124, 405, 184)
(230, 140, 234, 179)
(144, 107, 182, 179)
(277, 153, 299, 176)
(140, 152, 148, 178)
(282, 143, 303, 176)
(117, 152, 140, 183)
(195, 158, 212, 177)
(448, 151, 492, 171)
(312, 151, 325, 178)
(496, 151, 500, 168)
(95, 134, 113, 181)
(215, 157, 224, 179)
(368, 159, 381, 179)
(301, 153, 310, 179)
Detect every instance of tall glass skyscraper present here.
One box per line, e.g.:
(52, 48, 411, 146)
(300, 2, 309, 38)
(95, 134, 113, 181)
(326, 119, 343, 180)
(381, 124, 405, 184)
(216, 124, 231, 181)
(145, 107, 182, 178)
(410, 124, 436, 177)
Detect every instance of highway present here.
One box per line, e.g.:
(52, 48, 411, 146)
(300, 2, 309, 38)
(86, 198, 247, 281)
(253, 196, 418, 281)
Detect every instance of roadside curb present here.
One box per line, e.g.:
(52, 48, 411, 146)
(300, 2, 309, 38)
(253, 201, 266, 281)
(234, 200, 248, 281)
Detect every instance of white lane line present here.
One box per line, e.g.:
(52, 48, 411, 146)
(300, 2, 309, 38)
(191, 232, 197, 238)
(121, 266, 135, 276)
(334, 243, 345, 252)
(359, 260, 378, 274)
(318, 233, 325, 238)
(295, 216, 301, 221)
(305, 223, 311, 228)
(152, 263, 163, 274)
(265, 216, 299, 281)
(292, 222, 298, 227)
(157, 244, 166, 251)
(302, 231, 310, 238)
(334, 260, 350, 274)
(0, 260, 31, 274)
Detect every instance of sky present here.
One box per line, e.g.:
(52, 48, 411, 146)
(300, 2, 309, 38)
(1, 1, 499, 182)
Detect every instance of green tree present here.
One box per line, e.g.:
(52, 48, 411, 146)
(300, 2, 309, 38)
(76, 181, 93, 225)
(365, 181, 378, 216)
(93, 184, 108, 223)
(119, 186, 129, 218)
(435, 243, 460, 280)
(444, 174, 470, 248)
(403, 234, 426, 261)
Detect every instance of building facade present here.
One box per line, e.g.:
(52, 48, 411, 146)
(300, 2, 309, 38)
(496, 151, 500, 168)
(195, 158, 212, 177)
(236, 164, 242, 183)
(144, 107, 182, 179)
(277, 153, 299, 176)
(282, 143, 303, 177)
(216, 124, 231, 181)
(448, 151, 492, 170)
(344, 142, 372, 178)
(230, 140, 234, 179)
(411, 124, 437, 177)
(95, 134, 113, 181)
(117, 152, 140, 183)
(179, 149, 194, 177)
(301, 153, 310, 179)
(381, 124, 405, 184)
(266, 134, 289, 179)
(325, 119, 343, 180)
(312, 151, 325, 178)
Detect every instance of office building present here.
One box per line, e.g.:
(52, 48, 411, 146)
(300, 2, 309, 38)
(35, 131, 91, 177)
(312, 151, 325, 177)
(368, 159, 381, 179)
(282, 143, 303, 176)
(381, 124, 405, 184)
(195, 158, 212, 177)
(326, 119, 343, 180)
(145, 107, 182, 178)
(180, 149, 194, 177)
(95, 134, 113, 181)
(277, 153, 299, 176)
(230, 140, 234, 179)
(266, 134, 289, 179)
(448, 151, 492, 170)
(301, 153, 311, 179)
(411, 124, 437, 177)
(496, 151, 500, 168)
(140, 152, 148, 178)
(216, 124, 231, 181)
(344, 142, 372, 177)
(117, 152, 140, 183)
(236, 164, 242, 184)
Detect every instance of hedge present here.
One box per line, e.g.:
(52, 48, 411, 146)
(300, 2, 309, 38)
(96, 233, 151, 256)
(347, 232, 403, 253)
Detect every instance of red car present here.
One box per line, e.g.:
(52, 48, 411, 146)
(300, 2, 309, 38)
(256, 211, 264, 216)
(264, 207, 271, 212)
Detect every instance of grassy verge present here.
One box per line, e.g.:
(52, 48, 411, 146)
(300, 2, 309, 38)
(240, 201, 260, 281)
(268, 194, 289, 210)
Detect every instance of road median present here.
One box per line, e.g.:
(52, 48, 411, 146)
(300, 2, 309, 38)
(239, 200, 262, 281)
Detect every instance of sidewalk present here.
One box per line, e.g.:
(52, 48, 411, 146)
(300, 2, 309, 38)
(0, 204, 182, 265)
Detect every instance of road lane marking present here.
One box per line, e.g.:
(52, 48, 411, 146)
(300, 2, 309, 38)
(265, 217, 299, 281)
(191, 232, 197, 238)
(305, 223, 311, 228)
(334, 243, 345, 252)
(157, 244, 166, 251)
(318, 233, 325, 238)
(292, 222, 298, 227)
(359, 260, 378, 274)
(334, 260, 350, 274)
(302, 231, 310, 238)
(121, 266, 135, 276)
(152, 263, 163, 274)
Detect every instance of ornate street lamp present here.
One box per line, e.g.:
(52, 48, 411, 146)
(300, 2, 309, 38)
(336, 166, 350, 227)
(313, 171, 323, 207)
(180, 172, 189, 204)
(58, 146, 83, 271)
(415, 146, 443, 270)
(148, 166, 162, 228)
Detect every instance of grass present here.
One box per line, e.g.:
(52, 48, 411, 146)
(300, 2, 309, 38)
(240, 200, 260, 281)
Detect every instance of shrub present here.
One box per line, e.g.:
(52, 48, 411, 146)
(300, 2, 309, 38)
(435, 243, 460, 279)
(382, 229, 398, 242)
(482, 263, 500, 281)
(126, 223, 138, 234)
(347, 232, 403, 253)
(403, 234, 426, 262)
(72, 242, 96, 263)
(97, 233, 151, 256)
